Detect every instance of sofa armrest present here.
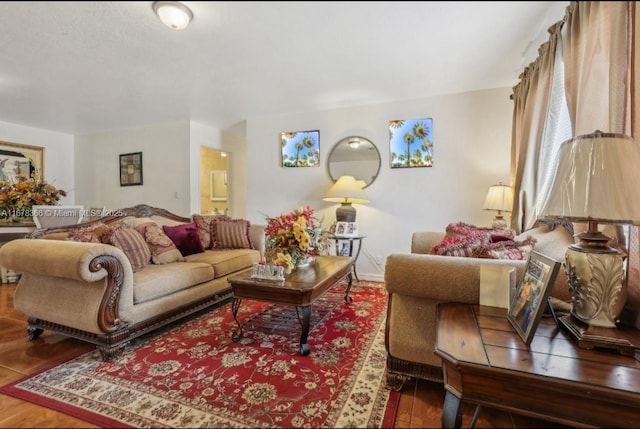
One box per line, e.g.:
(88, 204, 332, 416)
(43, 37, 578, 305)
(0, 239, 130, 282)
(411, 231, 445, 254)
(384, 253, 526, 303)
(0, 239, 133, 334)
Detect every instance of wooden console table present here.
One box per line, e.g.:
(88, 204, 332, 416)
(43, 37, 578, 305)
(435, 302, 640, 428)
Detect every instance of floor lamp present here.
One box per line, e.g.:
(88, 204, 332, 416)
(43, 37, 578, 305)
(538, 130, 640, 355)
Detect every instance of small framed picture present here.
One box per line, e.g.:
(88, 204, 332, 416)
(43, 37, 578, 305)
(119, 152, 143, 186)
(508, 250, 561, 345)
(335, 221, 358, 237)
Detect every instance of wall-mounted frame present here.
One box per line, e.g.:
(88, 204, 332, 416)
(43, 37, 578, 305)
(508, 250, 561, 344)
(119, 152, 143, 186)
(0, 141, 44, 182)
(210, 170, 227, 201)
(280, 130, 320, 167)
(389, 118, 434, 168)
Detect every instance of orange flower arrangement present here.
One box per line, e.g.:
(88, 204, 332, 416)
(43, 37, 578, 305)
(0, 174, 67, 219)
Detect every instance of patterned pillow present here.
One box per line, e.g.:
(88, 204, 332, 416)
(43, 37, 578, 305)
(135, 221, 185, 264)
(473, 236, 537, 260)
(192, 214, 230, 249)
(445, 222, 515, 239)
(429, 229, 490, 257)
(211, 218, 254, 250)
(163, 222, 205, 256)
(67, 222, 111, 244)
(109, 227, 151, 272)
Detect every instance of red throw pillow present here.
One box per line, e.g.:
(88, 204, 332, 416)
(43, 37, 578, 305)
(429, 230, 490, 257)
(163, 222, 205, 257)
(473, 236, 537, 260)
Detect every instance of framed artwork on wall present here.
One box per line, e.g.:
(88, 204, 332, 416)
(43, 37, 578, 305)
(119, 152, 143, 186)
(0, 141, 44, 182)
(389, 118, 433, 168)
(508, 250, 561, 344)
(280, 130, 320, 167)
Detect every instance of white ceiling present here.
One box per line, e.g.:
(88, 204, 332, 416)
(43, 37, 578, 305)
(0, 1, 569, 135)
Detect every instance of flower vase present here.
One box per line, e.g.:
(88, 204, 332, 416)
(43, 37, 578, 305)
(294, 255, 314, 270)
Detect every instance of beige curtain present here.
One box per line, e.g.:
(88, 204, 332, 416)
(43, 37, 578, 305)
(510, 25, 561, 233)
(563, 1, 634, 135)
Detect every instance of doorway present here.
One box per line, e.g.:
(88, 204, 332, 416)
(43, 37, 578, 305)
(200, 147, 229, 216)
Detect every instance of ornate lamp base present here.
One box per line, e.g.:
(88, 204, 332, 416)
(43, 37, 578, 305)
(559, 314, 640, 356)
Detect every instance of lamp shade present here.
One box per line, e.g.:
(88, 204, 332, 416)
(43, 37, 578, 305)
(323, 175, 369, 205)
(483, 184, 513, 213)
(538, 131, 640, 224)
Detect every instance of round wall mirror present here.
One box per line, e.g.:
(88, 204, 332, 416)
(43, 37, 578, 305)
(327, 136, 381, 188)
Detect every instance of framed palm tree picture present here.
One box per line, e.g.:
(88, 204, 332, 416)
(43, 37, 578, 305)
(389, 118, 434, 168)
(280, 130, 320, 167)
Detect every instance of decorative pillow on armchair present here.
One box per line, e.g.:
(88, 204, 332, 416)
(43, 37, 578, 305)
(429, 229, 491, 257)
(473, 236, 537, 260)
(445, 222, 515, 239)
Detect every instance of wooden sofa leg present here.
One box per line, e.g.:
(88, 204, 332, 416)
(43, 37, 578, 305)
(98, 344, 127, 362)
(386, 370, 411, 391)
(27, 326, 44, 341)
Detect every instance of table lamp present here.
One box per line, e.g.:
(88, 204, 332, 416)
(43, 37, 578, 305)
(323, 175, 369, 222)
(538, 130, 640, 353)
(483, 183, 513, 228)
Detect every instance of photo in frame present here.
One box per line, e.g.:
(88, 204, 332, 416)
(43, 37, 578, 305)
(389, 118, 433, 168)
(0, 141, 44, 182)
(119, 152, 143, 186)
(335, 221, 358, 237)
(280, 130, 320, 167)
(508, 250, 561, 344)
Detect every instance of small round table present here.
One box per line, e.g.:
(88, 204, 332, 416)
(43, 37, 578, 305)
(328, 235, 365, 281)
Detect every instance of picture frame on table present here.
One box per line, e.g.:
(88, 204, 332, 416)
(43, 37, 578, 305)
(335, 221, 358, 238)
(119, 152, 143, 186)
(508, 250, 561, 344)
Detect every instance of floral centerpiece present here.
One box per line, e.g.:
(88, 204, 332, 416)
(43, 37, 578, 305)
(0, 174, 67, 220)
(263, 206, 327, 274)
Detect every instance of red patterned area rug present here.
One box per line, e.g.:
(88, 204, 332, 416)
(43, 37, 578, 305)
(1, 280, 400, 428)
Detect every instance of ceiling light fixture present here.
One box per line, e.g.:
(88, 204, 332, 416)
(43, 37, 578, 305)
(348, 139, 360, 149)
(153, 1, 193, 30)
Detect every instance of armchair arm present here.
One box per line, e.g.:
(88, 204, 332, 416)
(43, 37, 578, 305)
(411, 231, 446, 254)
(384, 253, 526, 303)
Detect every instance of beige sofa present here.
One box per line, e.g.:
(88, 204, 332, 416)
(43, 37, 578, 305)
(383, 222, 576, 389)
(0, 204, 264, 361)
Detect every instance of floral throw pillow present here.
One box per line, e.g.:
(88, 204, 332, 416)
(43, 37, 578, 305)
(135, 221, 185, 264)
(210, 218, 254, 250)
(67, 222, 111, 244)
(473, 236, 537, 260)
(429, 229, 490, 257)
(192, 214, 230, 249)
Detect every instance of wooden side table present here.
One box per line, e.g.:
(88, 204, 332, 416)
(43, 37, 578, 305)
(328, 234, 364, 281)
(435, 302, 640, 428)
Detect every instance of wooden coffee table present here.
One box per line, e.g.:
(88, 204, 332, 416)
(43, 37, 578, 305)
(435, 302, 640, 428)
(227, 255, 353, 355)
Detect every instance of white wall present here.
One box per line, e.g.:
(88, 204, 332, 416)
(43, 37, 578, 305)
(0, 120, 75, 203)
(2, 87, 513, 282)
(245, 87, 513, 281)
(74, 121, 192, 217)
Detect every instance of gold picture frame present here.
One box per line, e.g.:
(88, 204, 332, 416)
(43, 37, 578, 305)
(0, 141, 44, 182)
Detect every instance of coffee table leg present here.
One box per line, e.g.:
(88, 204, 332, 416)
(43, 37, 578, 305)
(231, 298, 243, 341)
(299, 305, 311, 356)
(344, 272, 354, 304)
(442, 390, 463, 428)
